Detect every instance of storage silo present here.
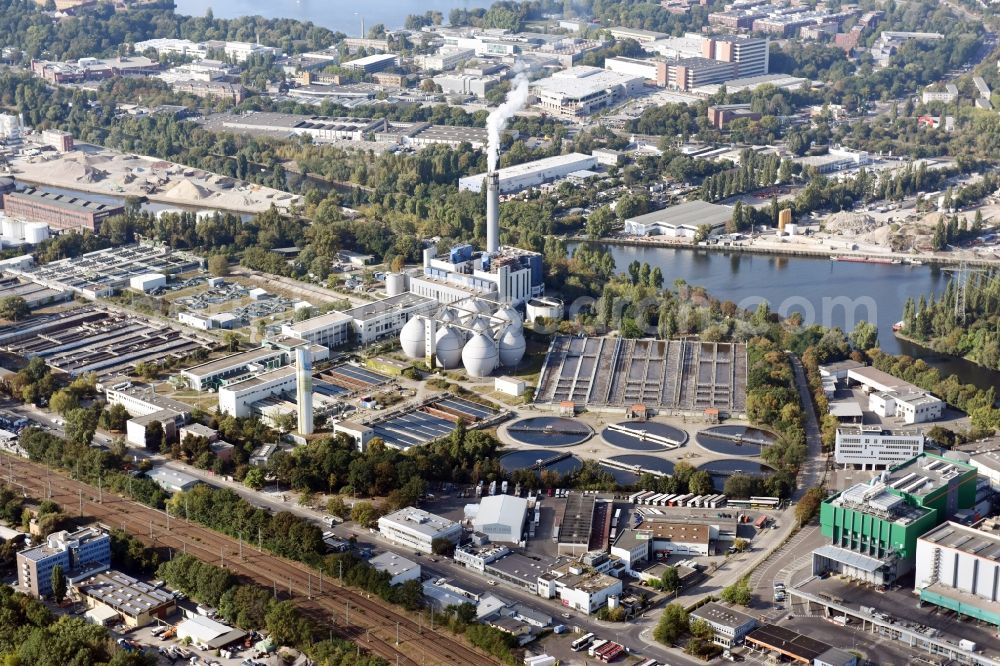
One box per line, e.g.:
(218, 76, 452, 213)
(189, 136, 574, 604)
(462, 332, 499, 377)
(435, 325, 464, 369)
(400, 316, 426, 359)
(385, 272, 407, 297)
(498, 324, 526, 367)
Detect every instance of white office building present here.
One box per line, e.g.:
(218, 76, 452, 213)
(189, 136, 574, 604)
(847, 367, 944, 424)
(369, 552, 421, 586)
(834, 425, 925, 469)
(377, 507, 463, 554)
(604, 56, 660, 80)
(689, 602, 759, 648)
(218, 366, 297, 418)
(538, 562, 622, 615)
(472, 495, 528, 544)
(181, 347, 285, 391)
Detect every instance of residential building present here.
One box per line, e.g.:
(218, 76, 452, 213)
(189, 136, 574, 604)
(814, 453, 978, 584)
(922, 84, 959, 104)
(689, 601, 758, 648)
(472, 495, 528, 544)
(369, 552, 421, 586)
(41, 129, 74, 152)
(530, 66, 645, 117)
(915, 521, 1000, 628)
(834, 426, 925, 469)
(76, 571, 176, 629)
(17, 527, 111, 597)
(377, 507, 463, 554)
(2, 189, 124, 232)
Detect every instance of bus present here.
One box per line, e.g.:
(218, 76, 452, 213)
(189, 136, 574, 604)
(637, 659, 659, 666)
(571, 633, 595, 652)
(598, 642, 625, 662)
(750, 496, 782, 509)
(725, 498, 753, 509)
(588, 639, 609, 657)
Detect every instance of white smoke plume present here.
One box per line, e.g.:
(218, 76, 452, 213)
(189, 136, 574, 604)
(487, 61, 529, 173)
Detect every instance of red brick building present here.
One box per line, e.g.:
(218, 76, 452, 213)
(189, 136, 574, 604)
(2, 189, 124, 232)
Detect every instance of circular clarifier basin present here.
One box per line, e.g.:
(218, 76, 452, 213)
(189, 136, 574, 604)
(698, 458, 776, 491)
(602, 421, 688, 452)
(500, 449, 583, 476)
(696, 425, 777, 456)
(506, 417, 593, 447)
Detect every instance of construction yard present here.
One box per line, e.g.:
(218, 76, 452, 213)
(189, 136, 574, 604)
(8, 143, 300, 213)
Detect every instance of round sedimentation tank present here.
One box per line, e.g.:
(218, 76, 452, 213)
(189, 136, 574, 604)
(462, 331, 499, 377)
(498, 325, 526, 367)
(698, 459, 776, 492)
(601, 421, 688, 452)
(399, 316, 425, 360)
(695, 425, 777, 457)
(526, 297, 564, 324)
(435, 325, 464, 369)
(500, 449, 583, 476)
(600, 455, 675, 486)
(506, 417, 592, 447)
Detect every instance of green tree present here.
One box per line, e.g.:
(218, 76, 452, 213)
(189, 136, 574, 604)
(143, 420, 163, 453)
(795, 486, 825, 526)
(0, 296, 29, 321)
(653, 603, 689, 645)
(244, 467, 265, 490)
(849, 321, 878, 351)
(660, 566, 681, 594)
(65, 408, 98, 447)
(326, 495, 349, 519)
(208, 255, 230, 277)
(51, 564, 66, 603)
(431, 537, 456, 556)
(49, 389, 79, 417)
(719, 577, 752, 606)
(688, 470, 713, 496)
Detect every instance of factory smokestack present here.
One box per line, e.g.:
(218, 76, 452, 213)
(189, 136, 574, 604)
(295, 346, 313, 435)
(486, 171, 500, 254)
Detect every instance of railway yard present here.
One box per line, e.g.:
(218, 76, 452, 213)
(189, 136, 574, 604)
(1, 452, 498, 666)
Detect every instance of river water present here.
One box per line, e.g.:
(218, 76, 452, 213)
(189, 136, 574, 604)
(172, 0, 494, 33)
(569, 243, 1000, 392)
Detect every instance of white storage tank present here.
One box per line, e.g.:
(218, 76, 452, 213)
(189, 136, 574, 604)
(498, 325, 526, 367)
(385, 272, 407, 297)
(435, 325, 464, 369)
(526, 297, 564, 324)
(1, 218, 21, 239)
(400, 316, 426, 359)
(129, 272, 166, 292)
(23, 222, 49, 244)
(493, 305, 522, 330)
(462, 331, 499, 377)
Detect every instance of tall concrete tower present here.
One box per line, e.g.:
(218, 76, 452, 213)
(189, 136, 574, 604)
(295, 346, 313, 436)
(486, 171, 500, 254)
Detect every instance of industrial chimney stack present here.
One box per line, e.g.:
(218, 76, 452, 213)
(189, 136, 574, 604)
(486, 171, 500, 254)
(295, 346, 314, 436)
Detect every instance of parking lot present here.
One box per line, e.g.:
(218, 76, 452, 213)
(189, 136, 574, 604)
(123, 620, 261, 666)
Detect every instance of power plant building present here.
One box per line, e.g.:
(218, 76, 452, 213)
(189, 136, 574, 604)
(814, 453, 978, 585)
(915, 521, 1000, 628)
(459, 153, 598, 194)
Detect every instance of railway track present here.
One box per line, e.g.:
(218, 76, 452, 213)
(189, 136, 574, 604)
(4, 454, 499, 666)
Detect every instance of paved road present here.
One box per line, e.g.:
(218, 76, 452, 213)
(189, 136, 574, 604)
(788, 354, 825, 498)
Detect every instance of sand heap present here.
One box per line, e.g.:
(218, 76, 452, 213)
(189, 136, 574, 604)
(823, 211, 879, 235)
(165, 178, 213, 201)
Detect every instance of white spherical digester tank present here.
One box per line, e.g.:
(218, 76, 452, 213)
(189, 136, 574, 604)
(498, 325, 526, 367)
(470, 315, 492, 334)
(399, 316, 426, 360)
(493, 305, 522, 330)
(435, 325, 464, 369)
(462, 331, 499, 378)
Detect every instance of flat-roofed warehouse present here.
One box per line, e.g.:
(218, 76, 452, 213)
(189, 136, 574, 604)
(2, 188, 124, 232)
(535, 337, 747, 415)
(624, 200, 733, 238)
(556, 492, 596, 556)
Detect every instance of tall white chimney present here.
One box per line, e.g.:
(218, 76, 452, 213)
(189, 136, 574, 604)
(486, 171, 500, 254)
(295, 346, 313, 435)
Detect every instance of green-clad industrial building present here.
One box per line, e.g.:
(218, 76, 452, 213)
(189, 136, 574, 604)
(814, 453, 978, 585)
